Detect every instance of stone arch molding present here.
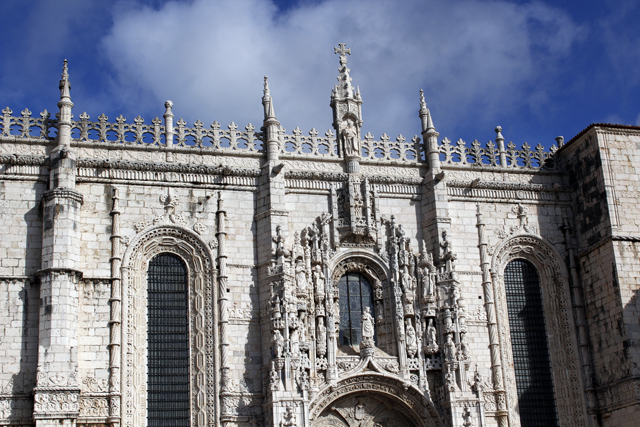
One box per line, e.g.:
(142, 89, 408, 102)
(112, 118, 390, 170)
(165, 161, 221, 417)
(490, 234, 586, 427)
(120, 225, 217, 427)
(309, 374, 443, 427)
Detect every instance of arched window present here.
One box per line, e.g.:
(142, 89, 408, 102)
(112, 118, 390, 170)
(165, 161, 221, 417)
(147, 253, 190, 427)
(504, 259, 557, 427)
(338, 272, 375, 346)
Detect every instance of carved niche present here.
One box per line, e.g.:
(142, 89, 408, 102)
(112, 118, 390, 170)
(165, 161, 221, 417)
(120, 226, 216, 427)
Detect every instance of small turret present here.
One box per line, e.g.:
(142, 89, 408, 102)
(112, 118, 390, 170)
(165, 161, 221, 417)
(419, 90, 440, 171)
(56, 59, 74, 150)
(262, 76, 281, 162)
(419, 89, 435, 134)
(262, 76, 277, 121)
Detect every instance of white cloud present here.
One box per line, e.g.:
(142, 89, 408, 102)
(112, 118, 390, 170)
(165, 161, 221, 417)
(101, 0, 583, 140)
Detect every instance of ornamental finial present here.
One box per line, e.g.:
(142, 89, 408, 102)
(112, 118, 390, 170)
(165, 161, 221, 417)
(59, 59, 71, 99)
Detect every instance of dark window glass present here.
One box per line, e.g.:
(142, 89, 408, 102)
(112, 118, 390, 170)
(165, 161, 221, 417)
(338, 273, 375, 346)
(147, 254, 190, 427)
(504, 259, 558, 427)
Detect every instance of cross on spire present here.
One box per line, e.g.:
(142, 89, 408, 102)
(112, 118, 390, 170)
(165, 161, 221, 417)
(334, 43, 351, 66)
(334, 43, 351, 57)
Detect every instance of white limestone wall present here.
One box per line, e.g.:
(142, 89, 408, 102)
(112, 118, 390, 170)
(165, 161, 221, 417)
(0, 180, 45, 277)
(78, 279, 111, 392)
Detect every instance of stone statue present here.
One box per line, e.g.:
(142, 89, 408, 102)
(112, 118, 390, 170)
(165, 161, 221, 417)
(444, 334, 456, 362)
(280, 406, 297, 427)
(405, 319, 417, 358)
(295, 259, 308, 291)
(443, 308, 453, 333)
(273, 225, 290, 260)
(272, 296, 282, 320)
(361, 307, 375, 348)
(290, 327, 300, 355)
(427, 318, 437, 347)
(272, 330, 284, 358)
(317, 320, 327, 356)
(313, 265, 325, 296)
(342, 118, 359, 157)
(375, 301, 383, 320)
(460, 332, 469, 360)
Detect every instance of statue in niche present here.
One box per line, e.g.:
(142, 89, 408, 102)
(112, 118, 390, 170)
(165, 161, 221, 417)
(290, 327, 300, 355)
(280, 406, 297, 427)
(421, 267, 435, 299)
(375, 300, 383, 321)
(341, 118, 359, 157)
(444, 334, 456, 362)
(272, 330, 284, 358)
(298, 311, 308, 342)
(317, 319, 327, 356)
(273, 225, 290, 259)
(443, 308, 453, 333)
(272, 296, 282, 320)
(440, 230, 457, 272)
(313, 265, 325, 296)
(405, 319, 417, 358)
(295, 259, 308, 291)
(361, 307, 375, 348)
(427, 318, 437, 347)
(459, 332, 469, 361)
(402, 266, 415, 316)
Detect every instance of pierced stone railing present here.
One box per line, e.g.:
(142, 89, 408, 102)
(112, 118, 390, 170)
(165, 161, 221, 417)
(0, 106, 561, 169)
(1, 107, 55, 140)
(71, 113, 263, 153)
(361, 132, 423, 162)
(278, 127, 424, 163)
(439, 137, 559, 170)
(279, 127, 338, 158)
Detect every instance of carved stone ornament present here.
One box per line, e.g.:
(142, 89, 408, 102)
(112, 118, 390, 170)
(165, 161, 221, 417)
(309, 374, 443, 427)
(490, 234, 587, 427)
(120, 225, 216, 427)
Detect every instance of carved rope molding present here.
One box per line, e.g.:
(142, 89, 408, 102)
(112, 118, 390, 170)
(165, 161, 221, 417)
(76, 157, 260, 176)
(120, 226, 216, 427)
(490, 234, 587, 427)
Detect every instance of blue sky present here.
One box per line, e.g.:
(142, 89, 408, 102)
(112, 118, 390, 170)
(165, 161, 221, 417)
(1, 0, 639, 150)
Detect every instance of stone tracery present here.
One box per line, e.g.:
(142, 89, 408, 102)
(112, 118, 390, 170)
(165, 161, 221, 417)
(490, 231, 587, 427)
(120, 225, 216, 427)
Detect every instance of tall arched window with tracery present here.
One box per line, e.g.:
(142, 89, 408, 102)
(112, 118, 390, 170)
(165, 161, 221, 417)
(504, 259, 558, 427)
(338, 272, 375, 347)
(147, 253, 190, 427)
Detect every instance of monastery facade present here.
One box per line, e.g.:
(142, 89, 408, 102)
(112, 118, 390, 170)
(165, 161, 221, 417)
(0, 45, 639, 427)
